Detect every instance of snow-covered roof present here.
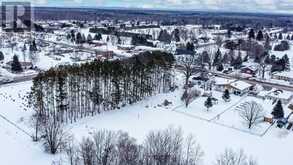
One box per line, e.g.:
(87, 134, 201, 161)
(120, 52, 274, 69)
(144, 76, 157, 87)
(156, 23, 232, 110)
(230, 81, 252, 91)
(273, 71, 293, 78)
(214, 77, 236, 85)
(267, 90, 293, 100)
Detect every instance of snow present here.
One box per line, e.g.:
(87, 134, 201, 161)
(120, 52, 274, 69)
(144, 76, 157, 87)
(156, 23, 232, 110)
(0, 82, 58, 165)
(230, 81, 252, 91)
(214, 77, 236, 85)
(1, 80, 293, 165)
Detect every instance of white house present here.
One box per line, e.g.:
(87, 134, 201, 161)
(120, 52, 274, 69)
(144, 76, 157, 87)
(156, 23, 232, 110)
(266, 89, 293, 105)
(272, 71, 293, 83)
(213, 77, 252, 96)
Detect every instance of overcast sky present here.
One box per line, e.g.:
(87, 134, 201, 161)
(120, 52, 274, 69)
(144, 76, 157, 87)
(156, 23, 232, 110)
(3, 0, 293, 14)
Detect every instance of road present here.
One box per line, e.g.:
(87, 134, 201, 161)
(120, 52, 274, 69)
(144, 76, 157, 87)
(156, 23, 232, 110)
(0, 74, 37, 87)
(211, 71, 293, 92)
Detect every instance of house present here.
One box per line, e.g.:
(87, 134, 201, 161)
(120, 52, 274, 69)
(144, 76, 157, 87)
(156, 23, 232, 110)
(229, 81, 253, 96)
(272, 71, 293, 83)
(96, 51, 114, 60)
(213, 77, 236, 92)
(241, 66, 258, 76)
(190, 74, 209, 86)
(265, 89, 293, 105)
(213, 77, 252, 96)
(175, 48, 194, 55)
(90, 40, 107, 47)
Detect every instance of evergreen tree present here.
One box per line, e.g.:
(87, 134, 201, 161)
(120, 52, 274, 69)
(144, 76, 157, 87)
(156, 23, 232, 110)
(76, 32, 82, 44)
(186, 42, 195, 52)
(227, 29, 232, 38)
(213, 49, 222, 66)
(158, 29, 172, 43)
(232, 54, 242, 69)
(29, 40, 37, 52)
(282, 54, 290, 71)
(172, 28, 180, 42)
(222, 89, 230, 102)
(256, 30, 264, 41)
(287, 35, 291, 40)
(274, 33, 278, 39)
(278, 33, 283, 40)
(204, 97, 213, 111)
(248, 29, 255, 39)
(11, 55, 23, 72)
(87, 34, 93, 43)
(0, 51, 4, 61)
(216, 63, 224, 71)
(117, 36, 122, 45)
(222, 52, 231, 64)
(82, 34, 86, 43)
(264, 35, 271, 51)
(94, 33, 102, 40)
(272, 100, 284, 119)
(291, 35, 293, 41)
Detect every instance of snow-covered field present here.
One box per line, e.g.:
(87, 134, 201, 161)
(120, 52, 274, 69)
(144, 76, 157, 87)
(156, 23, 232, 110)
(0, 80, 293, 165)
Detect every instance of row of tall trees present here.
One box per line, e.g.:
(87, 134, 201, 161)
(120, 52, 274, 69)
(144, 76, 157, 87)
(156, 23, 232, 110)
(29, 51, 175, 131)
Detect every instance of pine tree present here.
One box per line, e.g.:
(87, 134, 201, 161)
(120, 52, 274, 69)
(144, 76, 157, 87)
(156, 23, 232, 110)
(87, 34, 93, 43)
(94, 33, 102, 40)
(82, 34, 86, 43)
(29, 40, 37, 52)
(278, 33, 283, 40)
(213, 49, 222, 66)
(158, 29, 172, 43)
(227, 29, 232, 38)
(232, 54, 242, 69)
(76, 32, 82, 44)
(117, 36, 122, 45)
(186, 42, 195, 52)
(282, 54, 290, 71)
(222, 89, 230, 102)
(172, 28, 180, 42)
(264, 35, 271, 51)
(248, 29, 255, 39)
(0, 51, 4, 61)
(291, 35, 293, 41)
(217, 63, 224, 71)
(256, 30, 264, 41)
(11, 55, 23, 72)
(272, 100, 284, 119)
(204, 97, 213, 111)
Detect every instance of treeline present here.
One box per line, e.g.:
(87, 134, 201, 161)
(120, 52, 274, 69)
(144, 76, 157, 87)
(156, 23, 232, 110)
(65, 127, 204, 165)
(29, 51, 175, 125)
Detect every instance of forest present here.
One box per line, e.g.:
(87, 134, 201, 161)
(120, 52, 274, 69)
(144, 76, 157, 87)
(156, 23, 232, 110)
(29, 51, 175, 126)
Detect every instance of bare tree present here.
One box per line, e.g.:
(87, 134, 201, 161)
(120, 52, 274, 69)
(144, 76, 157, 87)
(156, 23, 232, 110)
(236, 101, 264, 129)
(144, 127, 184, 165)
(178, 54, 197, 87)
(183, 135, 204, 165)
(66, 139, 80, 165)
(215, 148, 257, 165)
(116, 131, 140, 165)
(92, 130, 117, 165)
(80, 137, 96, 165)
(43, 119, 69, 154)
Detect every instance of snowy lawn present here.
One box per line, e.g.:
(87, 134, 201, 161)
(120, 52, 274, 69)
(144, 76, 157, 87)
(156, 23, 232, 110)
(176, 91, 245, 121)
(0, 82, 293, 165)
